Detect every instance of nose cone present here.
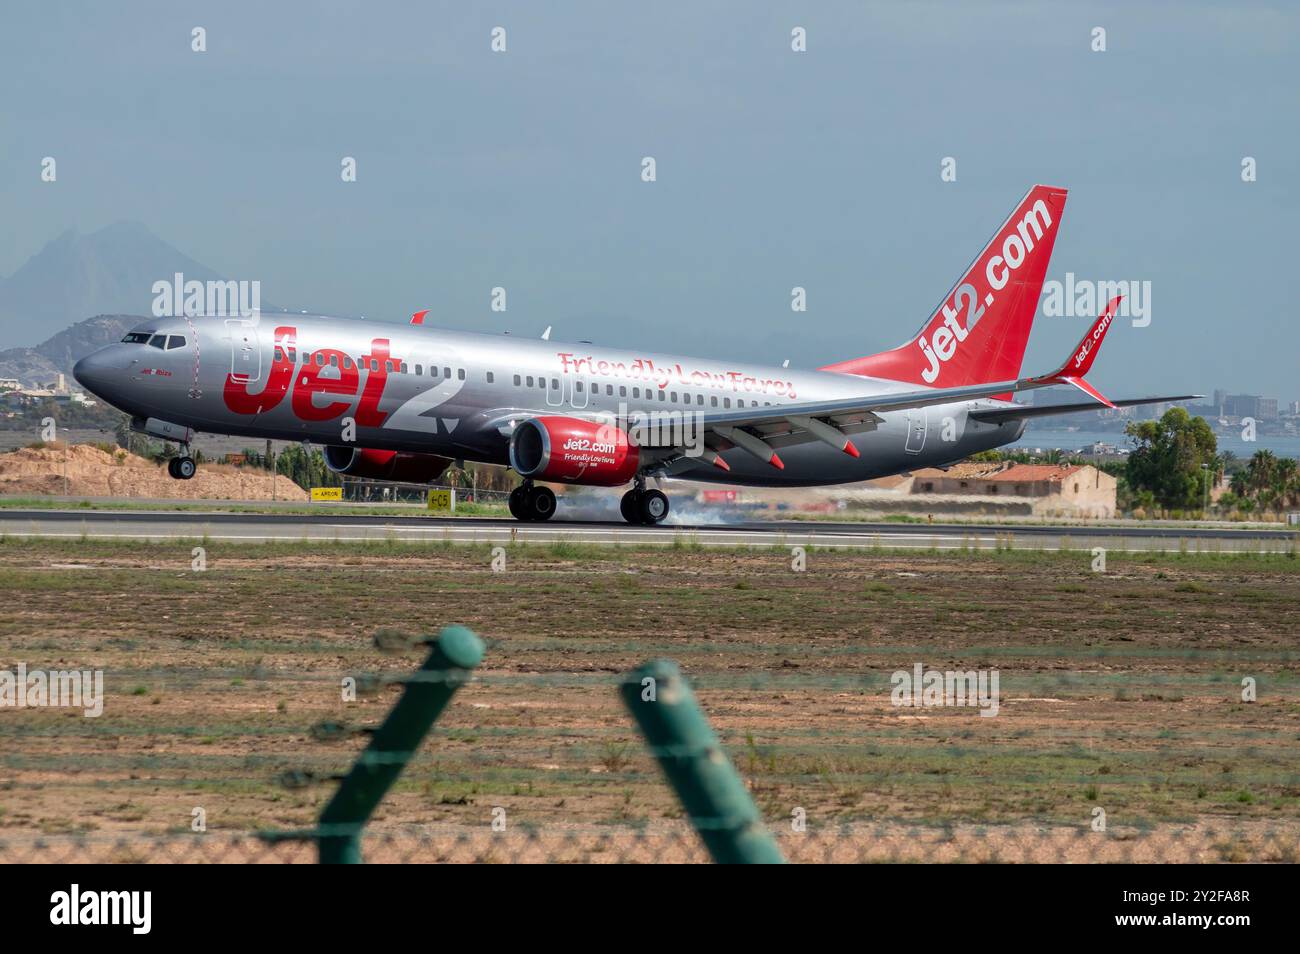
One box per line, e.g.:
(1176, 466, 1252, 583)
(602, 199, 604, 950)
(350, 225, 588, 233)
(73, 349, 116, 400)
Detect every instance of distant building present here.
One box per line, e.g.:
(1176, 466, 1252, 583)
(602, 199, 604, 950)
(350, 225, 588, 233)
(1078, 440, 1126, 457)
(1224, 394, 1279, 420)
(906, 462, 1117, 518)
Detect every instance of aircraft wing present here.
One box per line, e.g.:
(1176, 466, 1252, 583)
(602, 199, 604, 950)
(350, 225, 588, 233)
(651, 296, 1175, 472)
(968, 395, 1201, 424)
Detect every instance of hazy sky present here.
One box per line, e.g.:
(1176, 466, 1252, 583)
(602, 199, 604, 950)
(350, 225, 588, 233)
(2, 1, 1297, 398)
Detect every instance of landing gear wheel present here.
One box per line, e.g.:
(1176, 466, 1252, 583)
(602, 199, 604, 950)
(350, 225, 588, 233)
(620, 490, 640, 524)
(175, 456, 196, 480)
(167, 458, 180, 479)
(638, 489, 669, 525)
(526, 485, 556, 521)
(508, 486, 529, 521)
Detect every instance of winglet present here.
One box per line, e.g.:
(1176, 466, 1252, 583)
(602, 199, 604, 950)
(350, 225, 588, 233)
(1027, 295, 1123, 407)
(1056, 375, 1116, 408)
(411, 309, 429, 325)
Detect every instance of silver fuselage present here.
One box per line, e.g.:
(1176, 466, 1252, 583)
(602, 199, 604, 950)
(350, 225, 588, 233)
(74, 313, 1026, 486)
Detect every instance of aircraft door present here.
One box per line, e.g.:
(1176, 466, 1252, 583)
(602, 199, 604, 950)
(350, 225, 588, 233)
(904, 408, 927, 454)
(569, 375, 588, 409)
(226, 319, 260, 383)
(546, 374, 563, 407)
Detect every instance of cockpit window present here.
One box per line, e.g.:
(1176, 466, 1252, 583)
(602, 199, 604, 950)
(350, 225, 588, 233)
(166, 335, 187, 350)
(122, 332, 154, 344)
(148, 334, 167, 349)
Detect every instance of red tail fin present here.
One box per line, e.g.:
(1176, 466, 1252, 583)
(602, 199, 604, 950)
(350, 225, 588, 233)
(821, 184, 1067, 388)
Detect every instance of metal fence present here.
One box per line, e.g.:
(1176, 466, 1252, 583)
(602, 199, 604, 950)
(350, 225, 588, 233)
(337, 478, 511, 506)
(3, 824, 1294, 864)
(4, 627, 1295, 865)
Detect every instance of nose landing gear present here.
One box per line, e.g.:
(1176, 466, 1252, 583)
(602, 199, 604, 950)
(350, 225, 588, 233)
(508, 481, 556, 521)
(167, 446, 197, 480)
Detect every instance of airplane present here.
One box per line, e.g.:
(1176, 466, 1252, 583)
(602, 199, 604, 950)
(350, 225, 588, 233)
(73, 184, 1197, 525)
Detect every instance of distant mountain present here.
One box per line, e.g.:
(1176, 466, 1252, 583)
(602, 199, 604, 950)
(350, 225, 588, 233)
(0, 314, 144, 388)
(0, 222, 226, 349)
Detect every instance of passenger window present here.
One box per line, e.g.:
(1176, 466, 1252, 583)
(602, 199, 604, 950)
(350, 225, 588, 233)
(606, 385, 613, 396)
(658, 390, 665, 402)
(633, 387, 640, 398)
(443, 367, 451, 378)
(332, 355, 341, 368)
(486, 371, 494, 383)
(551, 378, 559, 390)
(274, 347, 284, 361)
(458, 368, 465, 380)
(415, 364, 423, 375)
(342, 356, 352, 369)
(370, 359, 379, 372)
(697, 394, 704, 405)
(575, 381, 583, 392)
(513, 374, 521, 386)
(724, 398, 731, 408)
(527, 376, 535, 387)
(619, 386, 627, 397)
(167, 335, 186, 350)
(670, 392, 678, 403)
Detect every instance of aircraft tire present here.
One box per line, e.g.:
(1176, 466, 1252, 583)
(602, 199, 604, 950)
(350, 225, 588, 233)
(638, 490, 669, 525)
(508, 487, 530, 521)
(527, 485, 557, 521)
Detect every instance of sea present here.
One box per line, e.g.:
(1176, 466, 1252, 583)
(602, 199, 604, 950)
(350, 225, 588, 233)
(1013, 428, 1300, 459)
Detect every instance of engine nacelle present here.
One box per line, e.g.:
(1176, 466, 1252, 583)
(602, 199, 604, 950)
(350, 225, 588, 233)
(508, 416, 639, 486)
(323, 446, 454, 483)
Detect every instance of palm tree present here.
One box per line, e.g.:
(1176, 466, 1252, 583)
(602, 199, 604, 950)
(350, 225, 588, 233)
(1274, 457, 1297, 493)
(1247, 449, 1278, 495)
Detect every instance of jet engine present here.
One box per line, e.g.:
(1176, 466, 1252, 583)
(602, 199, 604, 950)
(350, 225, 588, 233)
(323, 446, 454, 483)
(508, 416, 638, 486)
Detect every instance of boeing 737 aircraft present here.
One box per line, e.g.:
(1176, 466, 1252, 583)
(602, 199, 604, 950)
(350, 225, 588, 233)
(73, 185, 1195, 524)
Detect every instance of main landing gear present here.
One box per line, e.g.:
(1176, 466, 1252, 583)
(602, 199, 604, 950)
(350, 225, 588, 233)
(620, 482, 669, 525)
(508, 481, 557, 522)
(167, 447, 197, 480)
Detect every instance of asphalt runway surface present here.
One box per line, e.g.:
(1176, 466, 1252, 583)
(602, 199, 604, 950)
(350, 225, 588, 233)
(0, 508, 1294, 552)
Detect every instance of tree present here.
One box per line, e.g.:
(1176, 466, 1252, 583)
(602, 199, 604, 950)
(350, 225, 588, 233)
(1245, 449, 1278, 496)
(1124, 408, 1217, 511)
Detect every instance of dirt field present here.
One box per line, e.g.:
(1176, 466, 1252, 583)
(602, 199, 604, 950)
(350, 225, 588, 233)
(0, 538, 1296, 862)
(0, 443, 305, 500)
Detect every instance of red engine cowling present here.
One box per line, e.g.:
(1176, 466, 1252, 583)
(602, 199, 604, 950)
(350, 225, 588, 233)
(508, 416, 638, 486)
(323, 446, 454, 483)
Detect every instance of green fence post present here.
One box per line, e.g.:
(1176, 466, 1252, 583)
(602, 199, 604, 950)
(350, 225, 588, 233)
(621, 659, 784, 864)
(318, 625, 485, 863)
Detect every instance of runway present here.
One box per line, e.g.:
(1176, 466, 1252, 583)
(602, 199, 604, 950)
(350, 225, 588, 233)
(0, 508, 1294, 553)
